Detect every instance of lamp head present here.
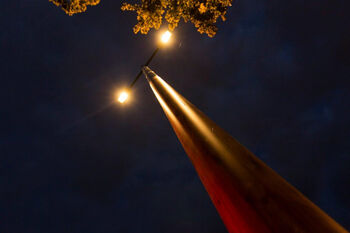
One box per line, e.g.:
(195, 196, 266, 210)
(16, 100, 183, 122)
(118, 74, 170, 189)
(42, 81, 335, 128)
(160, 30, 172, 44)
(117, 90, 129, 103)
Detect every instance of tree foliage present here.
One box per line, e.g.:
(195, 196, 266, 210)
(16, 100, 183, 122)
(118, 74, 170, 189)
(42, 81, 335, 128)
(50, 0, 233, 37)
(122, 0, 233, 37)
(49, 0, 100, 16)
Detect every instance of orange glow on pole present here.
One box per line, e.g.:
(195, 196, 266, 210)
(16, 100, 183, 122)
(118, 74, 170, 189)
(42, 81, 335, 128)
(142, 66, 347, 233)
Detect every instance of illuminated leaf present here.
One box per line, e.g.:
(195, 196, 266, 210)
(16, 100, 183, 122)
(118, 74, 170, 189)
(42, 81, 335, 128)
(49, 0, 233, 37)
(122, 0, 233, 37)
(49, 0, 100, 16)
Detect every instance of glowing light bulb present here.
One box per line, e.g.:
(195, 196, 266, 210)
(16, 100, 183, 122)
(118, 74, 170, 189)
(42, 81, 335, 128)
(118, 91, 128, 103)
(161, 30, 172, 44)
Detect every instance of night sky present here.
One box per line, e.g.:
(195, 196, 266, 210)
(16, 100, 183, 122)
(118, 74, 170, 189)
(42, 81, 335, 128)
(1, 0, 350, 232)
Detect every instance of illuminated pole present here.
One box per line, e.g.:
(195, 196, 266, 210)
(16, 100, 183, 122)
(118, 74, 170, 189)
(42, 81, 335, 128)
(142, 66, 347, 233)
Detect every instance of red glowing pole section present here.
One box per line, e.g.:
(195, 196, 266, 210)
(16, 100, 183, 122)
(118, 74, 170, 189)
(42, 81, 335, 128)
(142, 66, 347, 233)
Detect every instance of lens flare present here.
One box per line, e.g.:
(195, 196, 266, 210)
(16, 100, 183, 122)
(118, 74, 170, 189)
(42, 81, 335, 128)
(118, 91, 129, 103)
(161, 30, 172, 44)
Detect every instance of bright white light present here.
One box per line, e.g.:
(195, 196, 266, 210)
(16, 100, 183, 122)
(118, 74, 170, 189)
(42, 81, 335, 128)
(118, 91, 129, 103)
(161, 30, 172, 44)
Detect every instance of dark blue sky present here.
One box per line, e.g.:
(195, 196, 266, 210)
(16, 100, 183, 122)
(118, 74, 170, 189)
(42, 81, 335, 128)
(1, 0, 349, 232)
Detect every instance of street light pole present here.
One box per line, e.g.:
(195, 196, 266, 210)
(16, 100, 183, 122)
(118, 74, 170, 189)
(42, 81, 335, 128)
(142, 66, 347, 233)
